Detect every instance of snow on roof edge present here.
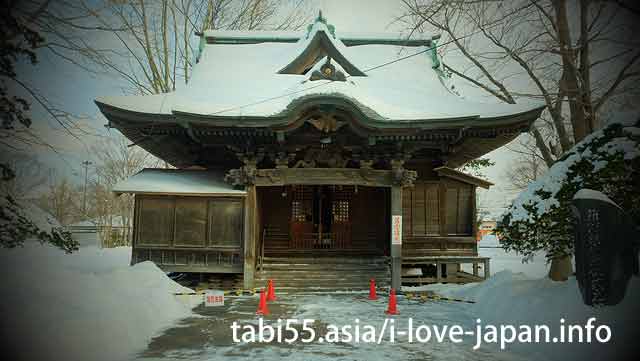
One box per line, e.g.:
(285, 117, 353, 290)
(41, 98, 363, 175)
(201, 29, 438, 42)
(112, 168, 246, 196)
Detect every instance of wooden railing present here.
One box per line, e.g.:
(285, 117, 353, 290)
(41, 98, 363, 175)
(402, 236, 478, 257)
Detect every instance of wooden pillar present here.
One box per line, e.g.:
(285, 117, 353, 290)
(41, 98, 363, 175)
(471, 186, 478, 238)
(390, 185, 402, 290)
(243, 185, 257, 290)
(473, 262, 479, 277)
(484, 258, 491, 279)
(438, 180, 447, 236)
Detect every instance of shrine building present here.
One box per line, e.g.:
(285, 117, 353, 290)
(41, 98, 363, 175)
(97, 13, 544, 291)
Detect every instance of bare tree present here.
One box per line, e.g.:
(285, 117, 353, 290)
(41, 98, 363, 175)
(400, 0, 640, 167)
(27, 0, 310, 95)
(504, 137, 548, 192)
(504, 153, 548, 192)
(1, 1, 89, 152)
(400, 0, 640, 280)
(36, 175, 83, 226)
(91, 134, 162, 230)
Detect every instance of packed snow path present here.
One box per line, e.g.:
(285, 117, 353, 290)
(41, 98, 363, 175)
(138, 293, 523, 361)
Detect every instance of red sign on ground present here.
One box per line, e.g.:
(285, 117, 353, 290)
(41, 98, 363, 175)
(205, 290, 224, 307)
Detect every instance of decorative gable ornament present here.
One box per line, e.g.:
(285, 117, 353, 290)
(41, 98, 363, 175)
(309, 58, 347, 82)
(279, 12, 365, 77)
(306, 10, 335, 39)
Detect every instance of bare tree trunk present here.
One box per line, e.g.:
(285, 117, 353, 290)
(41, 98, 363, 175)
(553, 0, 588, 142)
(579, 0, 597, 132)
(548, 254, 573, 281)
(531, 128, 555, 167)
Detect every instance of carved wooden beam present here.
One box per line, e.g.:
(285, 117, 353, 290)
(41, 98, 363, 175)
(390, 158, 418, 187)
(274, 151, 290, 169)
(225, 152, 260, 186)
(225, 167, 418, 187)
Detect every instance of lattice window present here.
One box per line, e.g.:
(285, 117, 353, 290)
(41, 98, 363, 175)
(332, 200, 350, 222)
(292, 201, 306, 222)
(291, 185, 313, 222)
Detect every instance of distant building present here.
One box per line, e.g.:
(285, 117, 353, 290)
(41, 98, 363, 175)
(477, 220, 498, 241)
(97, 12, 543, 290)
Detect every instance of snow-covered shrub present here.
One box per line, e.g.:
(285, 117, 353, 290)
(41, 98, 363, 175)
(496, 119, 640, 262)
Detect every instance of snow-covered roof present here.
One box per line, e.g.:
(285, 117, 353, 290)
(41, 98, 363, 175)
(112, 169, 245, 196)
(95, 14, 543, 125)
(201, 29, 438, 45)
(434, 166, 494, 189)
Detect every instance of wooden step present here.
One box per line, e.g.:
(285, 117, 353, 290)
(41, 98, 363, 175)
(259, 263, 388, 268)
(261, 257, 388, 264)
(254, 281, 390, 290)
(256, 256, 390, 291)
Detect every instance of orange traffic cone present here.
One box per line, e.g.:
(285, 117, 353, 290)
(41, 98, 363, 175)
(256, 288, 270, 315)
(368, 279, 378, 300)
(267, 279, 277, 301)
(385, 288, 399, 315)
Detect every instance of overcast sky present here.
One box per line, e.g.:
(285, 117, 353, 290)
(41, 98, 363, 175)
(20, 0, 529, 217)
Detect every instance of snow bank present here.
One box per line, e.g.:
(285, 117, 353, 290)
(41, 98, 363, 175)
(426, 271, 640, 360)
(0, 241, 197, 361)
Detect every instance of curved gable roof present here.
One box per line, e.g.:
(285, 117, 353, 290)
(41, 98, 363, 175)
(278, 22, 365, 76)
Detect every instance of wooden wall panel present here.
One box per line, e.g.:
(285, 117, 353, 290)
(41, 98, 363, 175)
(457, 186, 472, 234)
(425, 184, 440, 235)
(174, 197, 208, 247)
(446, 187, 459, 235)
(209, 199, 243, 246)
(137, 197, 174, 246)
(413, 184, 427, 235)
(403, 182, 441, 238)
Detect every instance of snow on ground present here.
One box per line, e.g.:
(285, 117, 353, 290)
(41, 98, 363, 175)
(476, 234, 549, 279)
(0, 234, 197, 361)
(421, 272, 640, 360)
(138, 236, 639, 361)
(2, 206, 637, 361)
